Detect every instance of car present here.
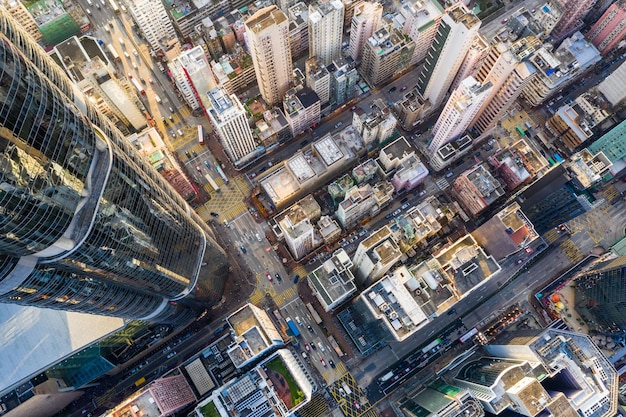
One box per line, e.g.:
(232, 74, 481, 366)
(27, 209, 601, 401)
(501, 18, 508, 24)
(140, 78, 146, 84)
(388, 86, 397, 92)
(307, 324, 314, 333)
(210, 212, 219, 217)
(293, 275, 300, 284)
(350, 106, 357, 111)
(339, 388, 346, 397)
(195, 165, 201, 173)
(148, 78, 154, 84)
(329, 359, 336, 368)
(310, 342, 316, 350)
(171, 132, 176, 138)
(192, 150, 197, 157)
(447, 308, 456, 315)
(318, 343, 325, 352)
(169, 115, 174, 122)
(240, 246, 247, 254)
(301, 351, 308, 359)
(104, 26, 109, 32)
(305, 343, 311, 352)
(400, 85, 407, 91)
(132, 62, 137, 69)
(296, 316, 303, 326)
(204, 161, 210, 169)
(474, 152, 481, 157)
(445, 172, 454, 178)
(127, 72, 133, 79)
(531, 8, 536, 13)
(353, 402, 361, 410)
(123, 51, 130, 58)
(300, 139, 308, 146)
(401, 203, 409, 210)
(256, 233, 262, 242)
(320, 359, 327, 368)
(515, 258, 525, 265)
(266, 273, 273, 282)
(334, 121, 343, 129)
(169, 107, 174, 113)
(133, 49, 138, 56)
(385, 213, 393, 219)
(537, 243, 546, 251)
(275, 273, 282, 282)
(524, 246, 534, 254)
(392, 209, 401, 216)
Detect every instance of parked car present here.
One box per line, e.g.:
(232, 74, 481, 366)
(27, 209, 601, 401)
(334, 121, 343, 129)
(329, 359, 336, 368)
(210, 212, 219, 217)
(275, 273, 282, 282)
(266, 273, 273, 282)
(320, 359, 327, 368)
(240, 246, 247, 254)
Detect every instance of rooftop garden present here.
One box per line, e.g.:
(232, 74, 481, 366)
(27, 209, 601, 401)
(265, 357, 305, 408)
(199, 400, 220, 417)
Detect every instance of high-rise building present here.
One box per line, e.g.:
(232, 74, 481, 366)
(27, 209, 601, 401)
(245, 6, 293, 106)
(348, 1, 382, 61)
(328, 58, 358, 105)
(573, 256, 626, 331)
(470, 37, 541, 136)
(429, 77, 492, 153)
(398, 0, 444, 66)
(359, 26, 415, 87)
(130, 0, 178, 53)
(514, 164, 593, 234)
(308, 0, 344, 65)
(416, 3, 481, 108)
(450, 34, 489, 92)
(206, 88, 258, 168)
(288, 2, 309, 59)
(0, 8, 229, 324)
(585, 1, 626, 55)
(0, 0, 43, 44)
(169, 46, 216, 111)
(305, 57, 331, 105)
(550, 0, 594, 43)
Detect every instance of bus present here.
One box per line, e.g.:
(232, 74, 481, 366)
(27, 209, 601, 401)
(109, 0, 120, 13)
(198, 124, 204, 145)
(131, 77, 145, 95)
(106, 44, 120, 61)
(459, 327, 478, 344)
(305, 303, 322, 325)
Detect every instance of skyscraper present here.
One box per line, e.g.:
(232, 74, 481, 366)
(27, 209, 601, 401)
(308, 0, 344, 66)
(130, 0, 178, 53)
(245, 5, 293, 106)
(206, 87, 258, 168)
(585, 0, 626, 55)
(416, 3, 481, 107)
(549, 0, 594, 43)
(429, 77, 492, 153)
(348, 1, 382, 61)
(0, 8, 229, 324)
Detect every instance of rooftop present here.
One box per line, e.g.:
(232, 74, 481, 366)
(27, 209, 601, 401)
(308, 250, 357, 308)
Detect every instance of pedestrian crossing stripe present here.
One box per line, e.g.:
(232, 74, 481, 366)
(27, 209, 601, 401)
(274, 287, 298, 307)
(249, 288, 265, 306)
(292, 265, 307, 279)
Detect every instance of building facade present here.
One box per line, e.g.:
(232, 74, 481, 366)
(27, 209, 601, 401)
(245, 6, 293, 106)
(130, 0, 178, 53)
(359, 26, 415, 87)
(308, 0, 344, 65)
(0, 9, 229, 323)
(348, 1, 382, 61)
(585, 1, 626, 55)
(416, 3, 481, 107)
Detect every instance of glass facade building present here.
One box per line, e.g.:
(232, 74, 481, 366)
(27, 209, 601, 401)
(0, 9, 229, 324)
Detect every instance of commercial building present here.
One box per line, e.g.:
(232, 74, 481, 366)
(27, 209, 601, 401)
(396, 380, 484, 417)
(225, 304, 284, 368)
(359, 25, 415, 87)
(585, 1, 626, 55)
(305, 57, 331, 105)
(283, 87, 321, 137)
(395, 88, 426, 130)
(378, 137, 429, 191)
(0, 7, 229, 323)
(348, 1, 382, 61)
(192, 349, 314, 417)
(514, 164, 593, 234)
(1, 0, 43, 44)
(328, 58, 359, 106)
(450, 34, 489, 93)
(471, 37, 541, 136)
(130, 0, 178, 53)
(206, 87, 258, 168)
(245, 6, 293, 106)
(308, 249, 357, 311)
(169, 46, 216, 111)
(549, 0, 594, 42)
(352, 226, 402, 286)
(288, 2, 309, 59)
(487, 141, 541, 191)
(416, 3, 481, 107)
(276, 195, 321, 260)
(460, 328, 619, 417)
(352, 99, 397, 147)
(336, 181, 395, 228)
(452, 163, 505, 217)
(429, 77, 492, 153)
(398, 0, 444, 66)
(308, 0, 344, 65)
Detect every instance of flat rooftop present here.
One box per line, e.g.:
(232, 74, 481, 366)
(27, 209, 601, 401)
(308, 251, 356, 307)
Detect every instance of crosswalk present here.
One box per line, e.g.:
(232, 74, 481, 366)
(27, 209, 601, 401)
(436, 178, 450, 190)
(273, 286, 298, 307)
(603, 185, 620, 204)
(543, 229, 560, 244)
(292, 265, 308, 279)
(561, 238, 583, 263)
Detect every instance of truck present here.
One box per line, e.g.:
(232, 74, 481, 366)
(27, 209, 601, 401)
(285, 317, 300, 337)
(341, 382, 352, 396)
(109, 0, 120, 13)
(378, 371, 394, 383)
(106, 44, 120, 61)
(205, 174, 220, 192)
(131, 77, 145, 95)
(215, 165, 229, 184)
(422, 338, 442, 353)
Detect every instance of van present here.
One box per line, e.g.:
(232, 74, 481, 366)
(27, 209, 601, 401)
(154, 95, 162, 103)
(118, 37, 125, 46)
(176, 129, 183, 136)
(123, 51, 130, 58)
(86, 8, 91, 14)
